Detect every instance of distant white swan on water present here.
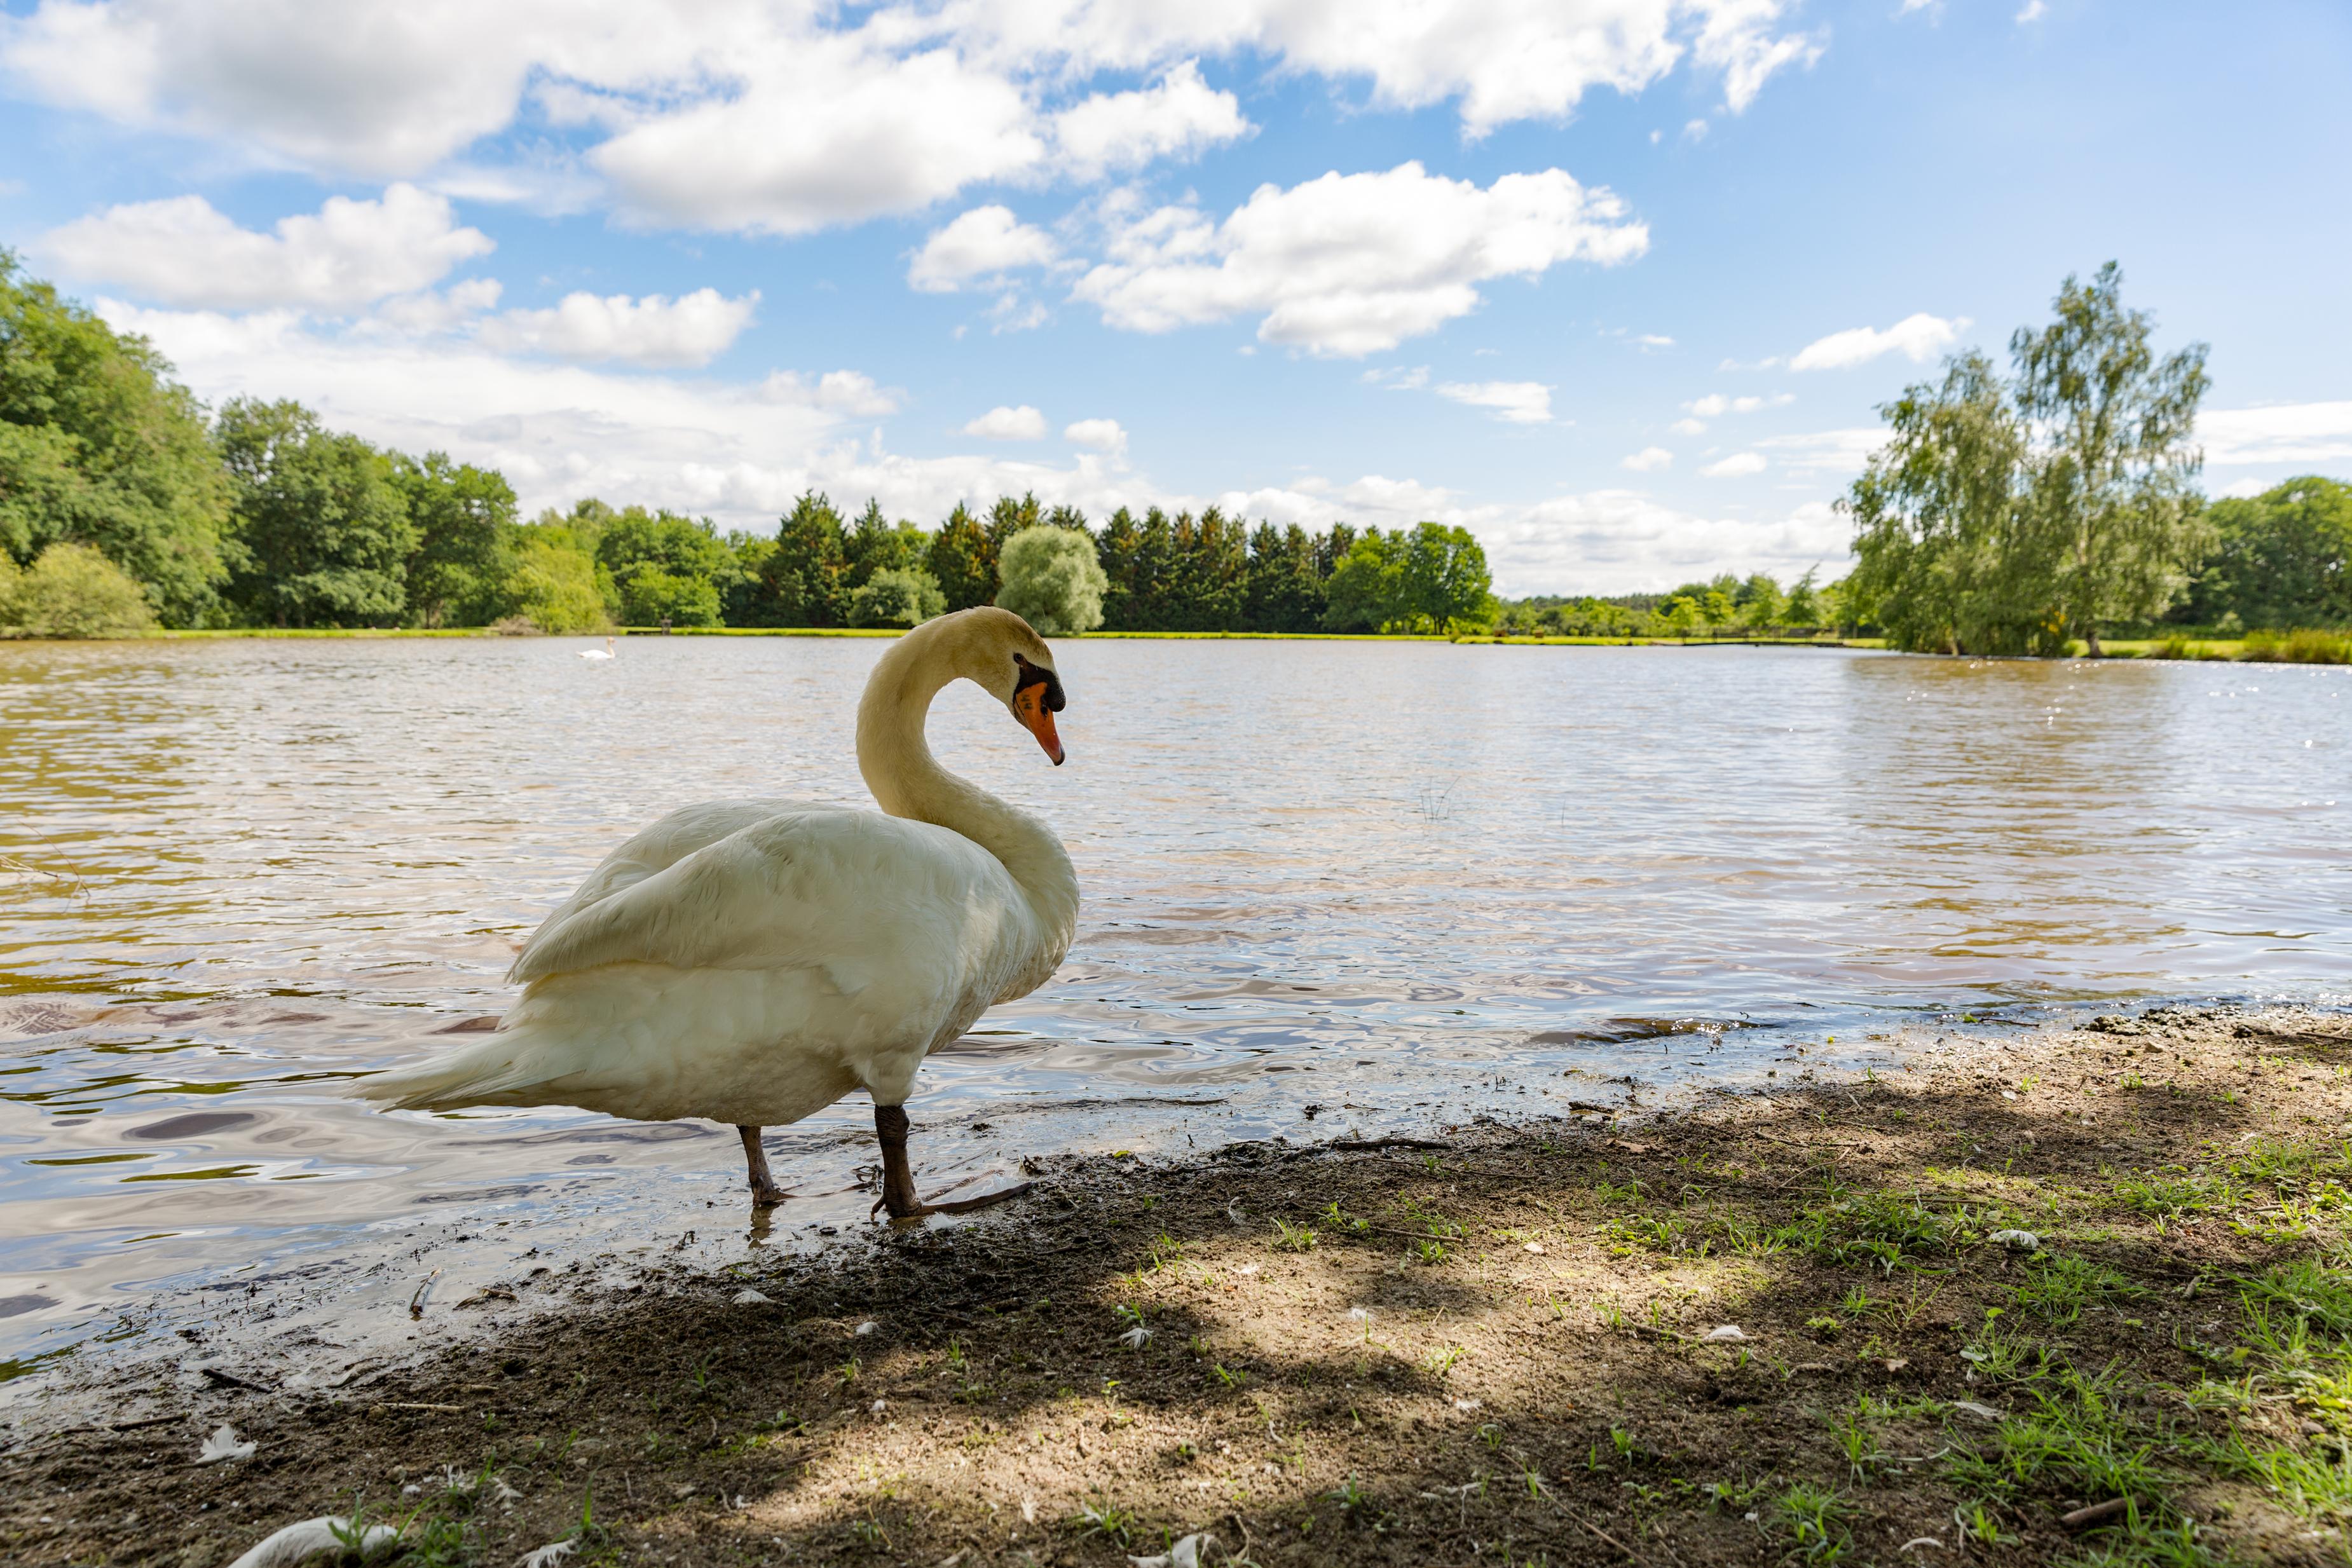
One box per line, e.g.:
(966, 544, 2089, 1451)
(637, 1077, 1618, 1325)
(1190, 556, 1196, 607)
(359, 608, 1074, 1218)
(578, 636, 616, 659)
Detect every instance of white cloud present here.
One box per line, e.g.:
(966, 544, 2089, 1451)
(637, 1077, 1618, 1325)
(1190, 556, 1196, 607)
(1789, 312, 1967, 372)
(1700, 452, 1767, 477)
(2015, 1, 2047, 21)
(962, 404, 1049, 440)
(1637, 333, 1674, 348)
(1752, 427, 1884, 474)
(592, 41, 1044, 235)
(368, 277, 504, 334)
(474, 288, 758, 367)
(1681, 392, 1789, 417)
(36, 183, 491, 311)
(1, 3, 1817, 227)
(1362, 365, 1432, 391)
(1682, 118, 1708, 140)
(1063, 416, 1127, 453)
(1622, 446, 1674, 472)
(1671, 416, 1708, 435)
(1218, 477, 1848, 594)
(1072, 161, 1646, 357)
(95, 294, 1854, 597)
(1436, 380, 1554, 424)
(2200, 401, 2352, 465)
(908, 205, 1060, 293)
(1050, 60, 1251, 180)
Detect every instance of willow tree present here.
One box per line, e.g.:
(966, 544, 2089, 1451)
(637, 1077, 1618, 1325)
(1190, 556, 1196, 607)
(995, 524, 1106, 636)
(2012, 262, 2210, 655)
(1848, 264, 2208, 655)
(1843, 351, 2052, 654)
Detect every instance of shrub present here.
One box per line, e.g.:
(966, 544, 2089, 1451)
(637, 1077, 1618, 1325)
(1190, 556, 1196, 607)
(615, 567, 720, 628)
(849, 566, 947, 628)
(2242, 627, 2351, 664)
(995, 525, 1107, 636)
(504, 538, 611, 633)
(0, 543, 156, 637)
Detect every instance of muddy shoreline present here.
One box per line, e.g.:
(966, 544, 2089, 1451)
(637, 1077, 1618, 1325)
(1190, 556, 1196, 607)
(8, 1005, 2352, 1566)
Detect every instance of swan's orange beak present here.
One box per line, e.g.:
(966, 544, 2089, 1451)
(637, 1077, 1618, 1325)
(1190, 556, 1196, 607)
(1014, 681, 1064, 765)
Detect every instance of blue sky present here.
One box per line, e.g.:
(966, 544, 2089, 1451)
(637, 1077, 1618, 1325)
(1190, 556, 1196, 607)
(3, 0, 2346, 593)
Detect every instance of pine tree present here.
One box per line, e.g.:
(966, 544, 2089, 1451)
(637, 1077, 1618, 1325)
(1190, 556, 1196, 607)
(928, 503, 996, 611)
(761, 491, 849, 626)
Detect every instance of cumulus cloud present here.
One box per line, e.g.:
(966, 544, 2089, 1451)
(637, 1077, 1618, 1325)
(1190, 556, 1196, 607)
(1789, 312, 1966, 371)
(1072, 161, 1646, 357)
(1753, 427, 1885, 474)
(36, 183, 491, 311)
(1063, 417, 1128, 458)
(592, 40, 1045, 234)
(1436, 380, 1554, 424)
(1700, 451, 1768, 477)
(962, 404, 1049, 440)
(2199, 401, 2352, 466)
(95, 294, 1852, 596)
(908, 205, 1060, 293)
(1051, 60, 1251, 180)
(1671, 416, 1708, 435)
(474, 288, 758, 367)
(1681, 392, 1790, 418)
(1, 2, 1815, 228)
(1622, 446, 1673, 472)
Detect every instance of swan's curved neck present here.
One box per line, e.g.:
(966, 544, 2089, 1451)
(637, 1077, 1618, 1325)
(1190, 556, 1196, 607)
(855, 630, 1077, 941)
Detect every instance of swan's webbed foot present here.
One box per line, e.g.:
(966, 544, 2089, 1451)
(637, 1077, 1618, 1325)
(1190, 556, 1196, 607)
(871, 1104, 1032, 1222)
(737, 1124, 791, 1209)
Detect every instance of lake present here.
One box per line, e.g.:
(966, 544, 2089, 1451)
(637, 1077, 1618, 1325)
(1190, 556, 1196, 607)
(1, 636, 2346, 1381)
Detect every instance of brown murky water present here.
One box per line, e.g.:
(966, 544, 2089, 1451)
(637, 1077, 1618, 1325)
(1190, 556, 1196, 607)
(1, 637, 2346, 1381)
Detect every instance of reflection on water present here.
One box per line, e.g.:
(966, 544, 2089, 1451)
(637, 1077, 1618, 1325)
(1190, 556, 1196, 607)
(1, 637, 2346, 1374)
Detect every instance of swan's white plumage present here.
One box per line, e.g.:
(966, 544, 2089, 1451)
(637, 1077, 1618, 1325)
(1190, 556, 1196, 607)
(357, 608, 1076, 1132)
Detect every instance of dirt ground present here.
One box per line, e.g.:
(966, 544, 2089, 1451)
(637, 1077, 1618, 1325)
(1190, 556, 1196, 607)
(10, 1005, 2352, 1567)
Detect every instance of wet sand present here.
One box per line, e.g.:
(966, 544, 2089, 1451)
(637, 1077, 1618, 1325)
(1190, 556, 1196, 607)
(8, 1005, 2352, 1567)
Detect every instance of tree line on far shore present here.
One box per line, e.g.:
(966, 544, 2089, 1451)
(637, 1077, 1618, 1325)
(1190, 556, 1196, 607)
(4, 249, 2344, 646)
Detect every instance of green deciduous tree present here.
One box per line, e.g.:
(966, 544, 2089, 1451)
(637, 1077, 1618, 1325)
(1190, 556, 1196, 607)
(216, 398, 414, 627)
(2187, 476, 2351, 629)
(594, 506, 731, 627)
(849, 566, 947, 628)
(995, 524, 1107, 636)
(1844, 352, 2057, 655)
(1322, 529, 1399, 632)
(1847, 265, 2212, 655)
(1395, 521, 1495, 633)
(505, 535, 612, 632)
(2012, 262, 2211, 655)
(0, 253, 231, 625)
(392, 451, 517, 627)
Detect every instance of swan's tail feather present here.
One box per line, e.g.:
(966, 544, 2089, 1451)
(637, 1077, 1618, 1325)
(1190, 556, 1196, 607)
(353, 1037, 560, 1112)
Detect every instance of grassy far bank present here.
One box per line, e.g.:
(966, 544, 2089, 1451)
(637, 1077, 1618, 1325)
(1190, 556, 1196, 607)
(10, 1007, 2352, 1567)
(62, 626, 2340, 662)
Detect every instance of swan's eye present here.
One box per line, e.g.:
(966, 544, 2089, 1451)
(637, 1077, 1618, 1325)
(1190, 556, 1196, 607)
(1012, 653, 1065, 712)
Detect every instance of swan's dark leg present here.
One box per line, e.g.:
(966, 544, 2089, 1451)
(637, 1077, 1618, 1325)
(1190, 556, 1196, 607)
(737, 1125, 788, 1207)
(872, 1104, 1032, 1221)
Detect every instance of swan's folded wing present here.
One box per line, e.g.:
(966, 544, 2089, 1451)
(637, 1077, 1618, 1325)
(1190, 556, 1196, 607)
(507, 810, 1013, 1000)
(509, 800, 823, 981)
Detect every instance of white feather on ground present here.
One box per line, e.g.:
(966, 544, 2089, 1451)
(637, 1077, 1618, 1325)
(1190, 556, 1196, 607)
(227, 1517, 399, 1568)
(199, 1424, 256, 1463)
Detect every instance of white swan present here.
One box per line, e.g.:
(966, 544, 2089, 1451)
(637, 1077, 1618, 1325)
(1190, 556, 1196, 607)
(578, 636, 616, 659)
(360, 608, 1075, 1218)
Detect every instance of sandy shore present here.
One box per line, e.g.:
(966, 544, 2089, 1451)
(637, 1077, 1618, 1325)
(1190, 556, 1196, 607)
(8, 1004, 2352, 1567)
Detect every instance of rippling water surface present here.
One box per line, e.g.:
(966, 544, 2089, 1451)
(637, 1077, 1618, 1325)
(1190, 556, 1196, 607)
(1, 636, 2346, 1376)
